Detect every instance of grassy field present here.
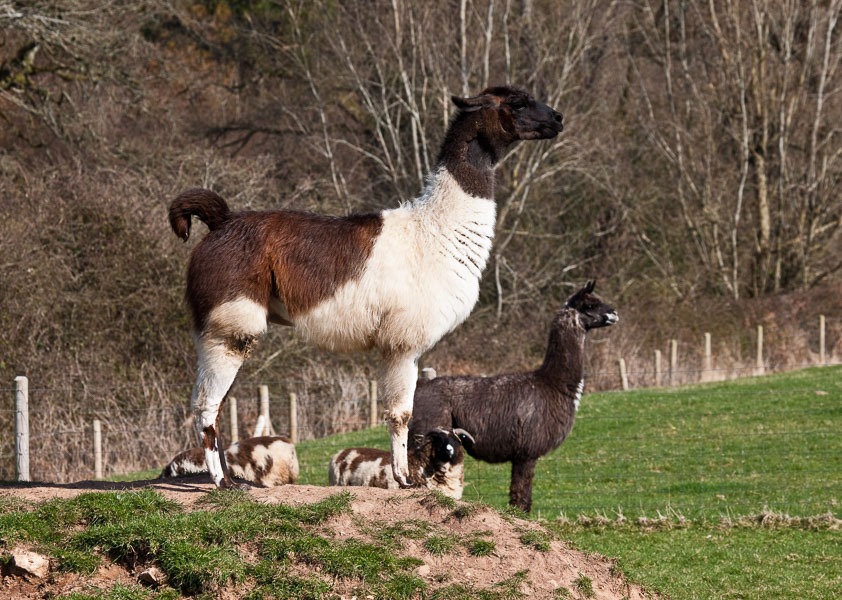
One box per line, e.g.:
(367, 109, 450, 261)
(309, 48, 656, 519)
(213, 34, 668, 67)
(292, 366, 842, 599)
(297, 365, 842, 520)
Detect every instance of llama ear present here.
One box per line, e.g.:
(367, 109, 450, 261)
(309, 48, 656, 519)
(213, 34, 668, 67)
(452, 94, 498, 112)
(585, 280, 596, 293)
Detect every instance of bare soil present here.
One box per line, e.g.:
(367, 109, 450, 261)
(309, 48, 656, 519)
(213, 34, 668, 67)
(0, 479, 656, 599)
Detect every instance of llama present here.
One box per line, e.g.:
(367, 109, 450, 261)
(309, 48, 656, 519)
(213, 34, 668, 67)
(159, 436, 298, 486)
(408, 281, 617, 512)
(169, 86, 563, 489)
(328, 428, 474, 499)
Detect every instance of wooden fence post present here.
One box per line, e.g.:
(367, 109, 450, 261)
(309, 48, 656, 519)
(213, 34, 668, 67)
(669, 340, 678, 386)
(229, 396, 239, 444)
(702, 332, 713, 382)
(93, 419, 103, 479)
(259, 385, 276, 436)
(14, 376, 30, 482)
(819, 315, 826, 365)
(618, 358, 629, 391)
(368, 380, 378, 428)
(654, 349, 662, 387)
(755, 325, 765, 375)
(288, 392, 298, 444)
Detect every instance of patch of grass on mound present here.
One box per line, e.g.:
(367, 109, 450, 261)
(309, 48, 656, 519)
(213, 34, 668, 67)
(431, 569, 528, 600)
(1, 489, 472, 598)
(518, 528, 552, 552)
(59, 583, 180, 600)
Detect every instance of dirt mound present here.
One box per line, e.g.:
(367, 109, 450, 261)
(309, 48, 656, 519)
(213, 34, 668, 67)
(0, 479, 654, 599)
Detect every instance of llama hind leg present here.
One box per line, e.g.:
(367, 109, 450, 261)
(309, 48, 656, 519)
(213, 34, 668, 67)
(192, 336, 249, 489)
(382, 354, 420, 488)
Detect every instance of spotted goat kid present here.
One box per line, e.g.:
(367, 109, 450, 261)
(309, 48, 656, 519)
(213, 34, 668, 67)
(328, 429, 474, 499)
(159, 436, 298, 487)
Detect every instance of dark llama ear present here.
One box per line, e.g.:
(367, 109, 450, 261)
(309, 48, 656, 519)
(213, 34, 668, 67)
(451, 93, 499, 112)
(585, 280, 596, 293)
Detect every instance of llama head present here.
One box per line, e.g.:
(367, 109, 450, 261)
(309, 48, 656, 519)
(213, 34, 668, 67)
(451, 86, 563, 141)
(564, 280, 618, 331)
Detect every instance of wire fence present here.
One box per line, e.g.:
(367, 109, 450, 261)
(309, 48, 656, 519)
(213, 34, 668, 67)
(3, 315, 842, 519)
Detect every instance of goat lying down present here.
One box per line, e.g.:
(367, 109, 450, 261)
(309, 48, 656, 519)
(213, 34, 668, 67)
(328, 429, 474, 499)
(168, 86, 563, 489)
(159, 436, 298, 487)
(409, 281, 618, 512)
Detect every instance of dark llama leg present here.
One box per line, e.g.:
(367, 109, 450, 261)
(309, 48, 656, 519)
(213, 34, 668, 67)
(510, 459, 538, 513)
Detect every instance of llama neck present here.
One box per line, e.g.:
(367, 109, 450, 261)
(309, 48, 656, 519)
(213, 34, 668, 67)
(407, 168, 497, 280)
(436, 111, 512, 199)
(537, 311, 586, 400)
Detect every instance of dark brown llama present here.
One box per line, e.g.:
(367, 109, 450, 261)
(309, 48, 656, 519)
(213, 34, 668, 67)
(169, 87, 564, 489)
(408, 281, 618, 512)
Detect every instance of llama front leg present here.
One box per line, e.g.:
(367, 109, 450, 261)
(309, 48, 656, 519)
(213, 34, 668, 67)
(191, 336, 245, 489)
(382, 355, 420, 488)
(510, 458, 538, 512)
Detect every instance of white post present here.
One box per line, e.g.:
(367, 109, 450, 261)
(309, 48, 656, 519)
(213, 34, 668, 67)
(669, 340, 678, 386)
(755, 325, 765, 375)
(618, 358, 629, 391)
(819, 315, 826, 365)
(703, 332, 713, 382)
(288, 392, 298, 444)
(14, 376, 30, 482)
(229, 396, 239, 444)
(259, 385, 275, 436)
(93, 419, 103, 479)
(654, 349, 662, 387)
(368, 380, 378, 428)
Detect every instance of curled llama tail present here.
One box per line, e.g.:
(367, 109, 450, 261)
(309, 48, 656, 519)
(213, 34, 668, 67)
(169, 188, 231, 241)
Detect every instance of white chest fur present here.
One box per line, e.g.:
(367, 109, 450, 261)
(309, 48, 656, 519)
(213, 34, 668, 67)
(295, 169, 496, 354)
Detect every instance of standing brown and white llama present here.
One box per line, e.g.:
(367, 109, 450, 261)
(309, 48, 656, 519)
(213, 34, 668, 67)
(169, 86, 563, 489)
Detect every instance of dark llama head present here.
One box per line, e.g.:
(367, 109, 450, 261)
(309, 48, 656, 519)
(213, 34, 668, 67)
(438, 86, 564, 198)
(564, 280, 618, 330)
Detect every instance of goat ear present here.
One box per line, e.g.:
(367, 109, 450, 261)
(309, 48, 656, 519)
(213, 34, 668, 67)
(452, 94, 498, 112)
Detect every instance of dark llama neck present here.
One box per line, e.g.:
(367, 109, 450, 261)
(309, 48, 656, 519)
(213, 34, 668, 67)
(436, 111, 512, 199)
(537, 310, 586, 389)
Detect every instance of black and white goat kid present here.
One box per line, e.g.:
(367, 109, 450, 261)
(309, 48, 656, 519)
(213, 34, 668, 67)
(328, 428, 475, 499)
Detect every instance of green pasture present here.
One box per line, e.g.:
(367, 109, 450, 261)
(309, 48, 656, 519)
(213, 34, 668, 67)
(297, 365, 842, 520)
